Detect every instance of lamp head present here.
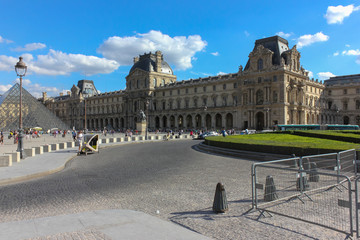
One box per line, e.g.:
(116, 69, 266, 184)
(15, 57, 27, 77)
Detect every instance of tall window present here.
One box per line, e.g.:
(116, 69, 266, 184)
(162, 79, 165, 86)
(356, 100, 360, 110)
(153, 78, 157, 87)
(258, 58, 263, 70)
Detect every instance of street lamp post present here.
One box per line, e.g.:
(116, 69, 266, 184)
(15, 57, 27, 159)
(145, 99, 150, 140)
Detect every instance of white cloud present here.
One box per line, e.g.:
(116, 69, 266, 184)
(306, 70, 314, 78)
(276, 32, 292, 38)
(333, 51, 339, 56)
(211, 52, 219, 56)
(98, 30, 207, 70)
(0, 84, 12, 94)
(0, 36, 13, 44)
(342, 49, 360, 56)
(217, 72, 227, 75)
(244, 31, 250, 37)
(13, 78, 62, 98)
(13, 43, 47, 52)
(345, 44, 351, 48)
(0, 51, 119, 76)
(0, 55, 18, 71)
(32, 50, 120, 76)
(318, 72, 336, 80)
(356, 56, 360, 65)
(296, 32, 329, 48)
(325, 4, 360, 24)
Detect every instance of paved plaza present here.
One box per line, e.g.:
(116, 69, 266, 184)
(0, 134, 350, 239)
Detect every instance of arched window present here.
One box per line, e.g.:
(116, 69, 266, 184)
(257, 58, 263, 70)
(162, 79, 165, 86)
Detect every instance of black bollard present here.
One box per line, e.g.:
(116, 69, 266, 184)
(264, 176, 278, 202)
(309, 162, 320, 182)
(213, 182, 228, 213)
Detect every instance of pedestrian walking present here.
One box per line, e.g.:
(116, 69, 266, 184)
(77, 130, 84, 154)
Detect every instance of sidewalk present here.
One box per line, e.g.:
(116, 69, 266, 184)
(0, 209, 210, 240)
(0, 134, 210, 240)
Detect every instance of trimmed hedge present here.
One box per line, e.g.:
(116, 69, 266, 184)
(204, 132, 360, 157)
(291, 130, 360, 143)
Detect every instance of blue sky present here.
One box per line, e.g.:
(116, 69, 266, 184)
(1, 0, 360, 97)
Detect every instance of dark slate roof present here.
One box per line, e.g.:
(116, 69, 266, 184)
(244, 36, 290, 70)
(129, 53, 173, 75)
(324, 74, 360, 86)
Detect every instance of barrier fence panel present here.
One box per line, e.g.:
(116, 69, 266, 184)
(355, 176, 360, 238)
(251, 149, 357, 236)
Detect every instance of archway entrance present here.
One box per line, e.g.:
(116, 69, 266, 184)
(178, 115, 183, 128)
(170, 116, 175, 128)
(195, 114, 201, 128)
(162, 116, 167, 128)
(155, 116, 160, 129)
(343, 116, 350, 125)
(186, 115, 192, 128)
(226, 113, 233, 129)
(205, 114, 211, 130)
(215, 114, 222, 129)
(256, 112, 265, 130)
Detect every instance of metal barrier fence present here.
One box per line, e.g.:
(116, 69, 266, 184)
(251, 149, 358, 236)
(355, 176, 360, 238)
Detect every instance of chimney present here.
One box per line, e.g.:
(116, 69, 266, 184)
(59, 92, 63, 96)
(155, 51, 162, 73)
(67, 91, 71, 96)
(134, 56, 139, 64)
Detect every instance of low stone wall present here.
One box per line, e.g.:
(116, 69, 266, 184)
(0, 155, 12, 167)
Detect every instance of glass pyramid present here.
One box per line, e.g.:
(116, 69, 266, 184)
(0, 83, 69, 131)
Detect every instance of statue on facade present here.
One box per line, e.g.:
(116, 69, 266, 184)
(138, 109, 146, 122)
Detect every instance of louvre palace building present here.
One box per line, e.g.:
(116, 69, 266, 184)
(40, 36, 360, 131)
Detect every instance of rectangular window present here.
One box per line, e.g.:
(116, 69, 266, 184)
(357, 88, 360, 94)
(162, 102, 166, 110)
(213, 85, 216, 91)
(203, 86, 206, 92)
(170, 90, 172, 96)
(177, 89, 180, 95)
(162, 91, 165, 96)
(273, 76, 277, 82)
(344, 89, 347, 94)
(186, 88, 189, 94)
(223, 84, 226, 90)
(194, 87, 197, 93)
(233, 82, 238, 88)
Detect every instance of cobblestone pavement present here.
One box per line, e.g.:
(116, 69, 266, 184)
(24, 229, 112, 240)
(0, 140, 350, 239)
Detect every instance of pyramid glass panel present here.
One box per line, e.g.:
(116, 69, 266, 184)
(0, 83, 69, 131)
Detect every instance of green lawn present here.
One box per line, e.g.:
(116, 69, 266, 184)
(206, 133, 360, 151)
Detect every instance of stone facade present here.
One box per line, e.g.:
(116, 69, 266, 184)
(40, 36, 357, 131)
(322, 74, 360, 126)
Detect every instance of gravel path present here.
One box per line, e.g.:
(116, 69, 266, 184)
(0, 140, 352, 239)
